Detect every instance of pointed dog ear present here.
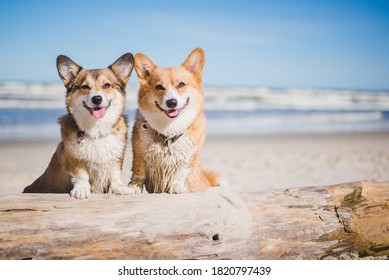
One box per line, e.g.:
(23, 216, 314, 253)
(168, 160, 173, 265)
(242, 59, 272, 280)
(56, 55, 81, 87)
(134, 53, 156, 82)
(109, 53, 134, 85)
(182, 48, 205, 78)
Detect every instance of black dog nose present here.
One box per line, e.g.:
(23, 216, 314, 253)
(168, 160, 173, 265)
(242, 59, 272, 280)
(91, 95, 103, 105)
(166, 98, 178, 108)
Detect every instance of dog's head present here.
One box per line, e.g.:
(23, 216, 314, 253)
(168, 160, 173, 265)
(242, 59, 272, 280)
(57, 53, 133, 133)
(134, 48, 205, 137)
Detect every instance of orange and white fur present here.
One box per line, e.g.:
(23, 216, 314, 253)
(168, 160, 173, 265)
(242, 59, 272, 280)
(128, 48, 217, 194)
(24, 54, 134, 199)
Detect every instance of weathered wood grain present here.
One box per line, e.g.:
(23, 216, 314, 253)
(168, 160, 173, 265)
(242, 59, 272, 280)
(0, 180, 388, 259)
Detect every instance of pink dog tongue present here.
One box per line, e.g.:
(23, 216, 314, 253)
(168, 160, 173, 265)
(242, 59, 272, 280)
(167, 109, 179, 118)
(92, 107, 106, 119)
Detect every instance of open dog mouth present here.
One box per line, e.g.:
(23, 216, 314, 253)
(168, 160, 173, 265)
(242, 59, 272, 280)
(83, 101, 111, 119)
(155, 97, 190, 118)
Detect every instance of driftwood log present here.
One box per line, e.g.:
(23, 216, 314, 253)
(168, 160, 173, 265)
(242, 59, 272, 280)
(0, 180, 388, 259)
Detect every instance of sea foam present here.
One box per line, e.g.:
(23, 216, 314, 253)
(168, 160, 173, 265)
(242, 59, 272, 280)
(1, 82, 388, 140)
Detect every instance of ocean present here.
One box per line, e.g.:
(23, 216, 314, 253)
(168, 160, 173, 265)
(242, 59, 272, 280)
(1, 82, 389, 141)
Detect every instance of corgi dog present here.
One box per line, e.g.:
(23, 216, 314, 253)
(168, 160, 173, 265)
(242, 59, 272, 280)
(23, 53, 134, 199)
(128, 48, 217, 194)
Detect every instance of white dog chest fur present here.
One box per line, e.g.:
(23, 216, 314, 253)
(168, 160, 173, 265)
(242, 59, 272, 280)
(139, 123, 196, 193)
(68, 132, 125, 164)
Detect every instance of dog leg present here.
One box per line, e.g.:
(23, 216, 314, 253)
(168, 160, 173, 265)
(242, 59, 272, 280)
(70, 170, 91, 199)
(127, 175, 145, 194)
(128, 149, 146, 194)
(169, 168, 190, 194)
(108, 168, 135, 195)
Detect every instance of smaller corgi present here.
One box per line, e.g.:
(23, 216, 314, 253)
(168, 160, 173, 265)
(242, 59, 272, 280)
(128, 48, 217, 194)
(24, 53, 134, 198)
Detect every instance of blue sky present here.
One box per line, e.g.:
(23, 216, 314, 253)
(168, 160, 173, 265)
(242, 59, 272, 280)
(0, 0, 388, 89)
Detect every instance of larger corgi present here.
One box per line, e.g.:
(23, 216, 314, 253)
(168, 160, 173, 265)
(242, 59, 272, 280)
(128, 48, 217, 194)
(23, 54, 134, 199)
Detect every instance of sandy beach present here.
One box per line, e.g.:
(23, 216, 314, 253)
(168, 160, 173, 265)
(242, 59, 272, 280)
(1, 132, 388, 195)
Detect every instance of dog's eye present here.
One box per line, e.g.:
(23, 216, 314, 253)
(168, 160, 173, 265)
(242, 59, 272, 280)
(102, 83, 111, 89)
(177, 82, 185, 89)
(81, 85, 90, 90)
(155, 84, 165, 91)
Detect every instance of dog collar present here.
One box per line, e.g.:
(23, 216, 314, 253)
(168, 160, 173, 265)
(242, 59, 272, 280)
(141, 121, 184, 153)
(159, 132, 183, 145)
(77, 131, 85, 144)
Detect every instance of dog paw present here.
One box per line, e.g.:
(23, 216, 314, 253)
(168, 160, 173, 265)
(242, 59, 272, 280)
(109, 185, 132, 195)
(170, 184, 188, 194)
(126, 184, 144, 194)
(70, 185, 91, 199)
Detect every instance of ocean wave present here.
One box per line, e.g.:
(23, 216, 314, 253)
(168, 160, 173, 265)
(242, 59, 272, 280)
(206, 111, 388, 135)
(0, 82, 138, 109)
(1, 82, 389, 139)
(2, 82, 388, 111)
(203, 87, 389, 111)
